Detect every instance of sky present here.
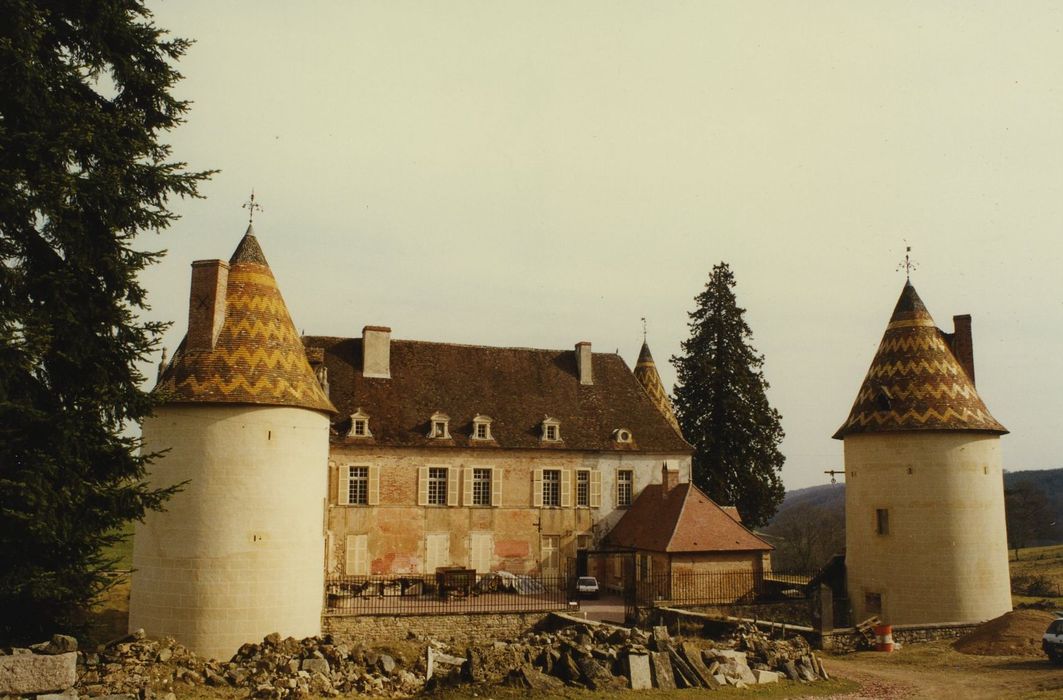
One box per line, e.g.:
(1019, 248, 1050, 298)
(138, 1, 1063, 490)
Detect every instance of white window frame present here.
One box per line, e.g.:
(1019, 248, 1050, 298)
(613, 427, 633, 444)
(428, 411, 451, 439)
(419, 465, 459, 507)
(348, 407, 372, 438)
(542, 469, 561, 507)
(471, 414, 493, 441)
(541, 416, 561, 442)
(338, 464, 380, 506)
(576, 469, 590, 507)
(617, 469, 633, 507)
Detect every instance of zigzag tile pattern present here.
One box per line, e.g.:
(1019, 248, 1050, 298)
(633, 341, 682, 434)
(834, 282, 1005, 438)
(154, 233, 335, 414)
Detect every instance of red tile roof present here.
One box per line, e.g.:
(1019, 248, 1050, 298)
(303, 336, 693, 453)
(605, 482, 772, 553)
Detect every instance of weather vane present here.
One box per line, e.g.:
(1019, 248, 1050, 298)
(897, 242, 917, 281)
(242, 190, 263, 224)
(641, 317, 647, 342)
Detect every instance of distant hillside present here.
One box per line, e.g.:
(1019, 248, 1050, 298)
(767, 468, 1063, 553)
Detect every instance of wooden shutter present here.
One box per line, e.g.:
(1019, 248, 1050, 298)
(560, 469, 572, 508)
(417, 466, 429, 506)
(490, 467, 501, 507)
(345, 534, 367, 575)
(447, 466, 459, 507)
(470, 532, 493, 572)
(463, 467, 475, 506)
(338, 466, 350, 505)
(589, 470, 602, 508)
(532, 469, 543, 507)
(367, 466, 380, 506)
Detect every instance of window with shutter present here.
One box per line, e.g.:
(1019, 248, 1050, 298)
(368, 466, 380, 506)
(560, 469, 572, 508)
(532, 469, 544, 508)
(418, 466, 430, 506)
(589, 470, 602, 508)
(338, 465, 351, 505)
(447, 466, 459, 506)
(463, 467, 475, 506)
(469, 532, 493, 572)
(425, 532, 450, 573)
(490, 467, 502, 507)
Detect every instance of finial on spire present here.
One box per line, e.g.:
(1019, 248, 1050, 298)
(641, 317, 647, 342)
(897, 241, 917, 281)
(242, 189, 264, 224)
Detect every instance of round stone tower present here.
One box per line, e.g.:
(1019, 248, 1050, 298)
(129, 226, 335, 659)
(834, 281, 1010, 626)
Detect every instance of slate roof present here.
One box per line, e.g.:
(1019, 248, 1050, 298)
(303, 336, 694, 452)
(154, 227, 336, 414)
(834, 281, 1006, 439)
(605, 482, 772, 553)
(633, 341, 682, 434)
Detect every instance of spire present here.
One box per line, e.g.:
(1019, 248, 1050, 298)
(633, 339, 682, 435)
(155, 226, 335, 415)
(833, 281, 1005, 439)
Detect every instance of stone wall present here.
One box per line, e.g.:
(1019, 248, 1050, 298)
(322, 611, 550, 646)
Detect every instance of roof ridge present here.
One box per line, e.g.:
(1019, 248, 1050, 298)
(305, 335, 624, 356)
(665, 482, 692, 551)
(693, 484, 773, 548)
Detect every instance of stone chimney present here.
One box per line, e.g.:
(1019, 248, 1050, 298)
(362, 326, 391, 379)
(186, 259, 229, 350)
(662, 460, 680, 496)
(576, 341, 593, 385)
(950, 314, 975, 385)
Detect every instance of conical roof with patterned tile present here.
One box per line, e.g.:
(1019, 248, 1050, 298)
(154, 227, 335, 414)
(634, 341, 682, 434)
(833, 281, 1005, 439)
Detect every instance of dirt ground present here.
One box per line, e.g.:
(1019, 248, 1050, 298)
(818, 641, 1063, 700)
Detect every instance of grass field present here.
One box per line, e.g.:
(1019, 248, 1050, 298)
(1010, 543, 1063, 605)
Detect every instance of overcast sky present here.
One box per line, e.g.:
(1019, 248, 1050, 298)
(139, 1, 1063, 490)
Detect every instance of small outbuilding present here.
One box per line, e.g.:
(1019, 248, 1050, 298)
(603, 463, 773, 605)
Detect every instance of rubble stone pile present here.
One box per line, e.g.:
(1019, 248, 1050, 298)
(1, 617, 832, 698)
(74, 629, 423, 699)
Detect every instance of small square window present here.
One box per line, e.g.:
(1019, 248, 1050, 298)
(476, 423, 488, 439)
(546, 425, 557, 441)
(433, 422, 447, 438)
(865, 592, 882, 615)
(353, 420, 367, 436)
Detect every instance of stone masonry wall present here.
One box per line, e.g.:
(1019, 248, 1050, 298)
(322, 611, 550, 646)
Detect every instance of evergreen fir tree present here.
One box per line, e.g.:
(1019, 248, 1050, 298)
(671, 263, 785, 528)
(0, 0, 211, 641)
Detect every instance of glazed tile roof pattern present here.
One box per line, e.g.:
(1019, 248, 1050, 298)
(833, 282, 1006, 439)
(303, 336, 693, 452)
(633, 341, 682, 435)
(154, 229, 335, 414)
(605, 482, 772, 553)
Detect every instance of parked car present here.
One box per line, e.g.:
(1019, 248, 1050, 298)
(576, 576, 600, 599)
(1044, 615, 1063, 664)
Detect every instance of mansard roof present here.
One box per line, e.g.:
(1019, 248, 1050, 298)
(633, 340, 682, 435)
(605, 482, 772, 553)
(154, 227, 336, 414)
(303, 336, 693, 452)
(833, 281, 1006, 439)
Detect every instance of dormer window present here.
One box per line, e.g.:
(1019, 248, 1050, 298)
(541, 416, 561, 443)
(348, 408, 372, 438)
(472, 414, 493, 441)
(613, 428, 633, 444)
(429, 411, 451, 439)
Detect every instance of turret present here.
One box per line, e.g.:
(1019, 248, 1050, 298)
(834, 281, 1010, 626)
(633, 340, 682, 435)
(129, 225, 335, 659)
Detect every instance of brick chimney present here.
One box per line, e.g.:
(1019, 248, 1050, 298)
(362, 326, 391, 379)
(661, 460, 680, 496)
(186, 259, 229, 350)
(950, 314, 976, 385)
(576, 341, 593, 385)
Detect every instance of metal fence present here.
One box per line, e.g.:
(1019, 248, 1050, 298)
(634, 570, 812, 607)
(324, 571, 576, 616)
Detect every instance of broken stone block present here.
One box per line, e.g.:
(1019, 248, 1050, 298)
(754, 669, 780, 684)
(0, 651, 77, 695)
(625, 653, 652, 690)
(301, 657, 329, 675)
(649, 651, 676, 690)
(576, 656, 624, 691)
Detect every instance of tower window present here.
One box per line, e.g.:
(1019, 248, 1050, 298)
(876, 508, 890, 535)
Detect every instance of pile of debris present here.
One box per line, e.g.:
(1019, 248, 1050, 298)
(442, 619, 829, 691)
(75, 629, 423, 698)
(66, 618, 828, 697)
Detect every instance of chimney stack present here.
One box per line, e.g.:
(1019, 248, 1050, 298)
(186, 259, 229, 350)
(662, 460, 679, 496)
(950, 314, 975, 385)
(362, 326, 392, 379)
(576, 342, 593, 385)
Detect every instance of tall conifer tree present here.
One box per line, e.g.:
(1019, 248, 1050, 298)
(0, 1, 210, 640)
(671, 263, 785, 527)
